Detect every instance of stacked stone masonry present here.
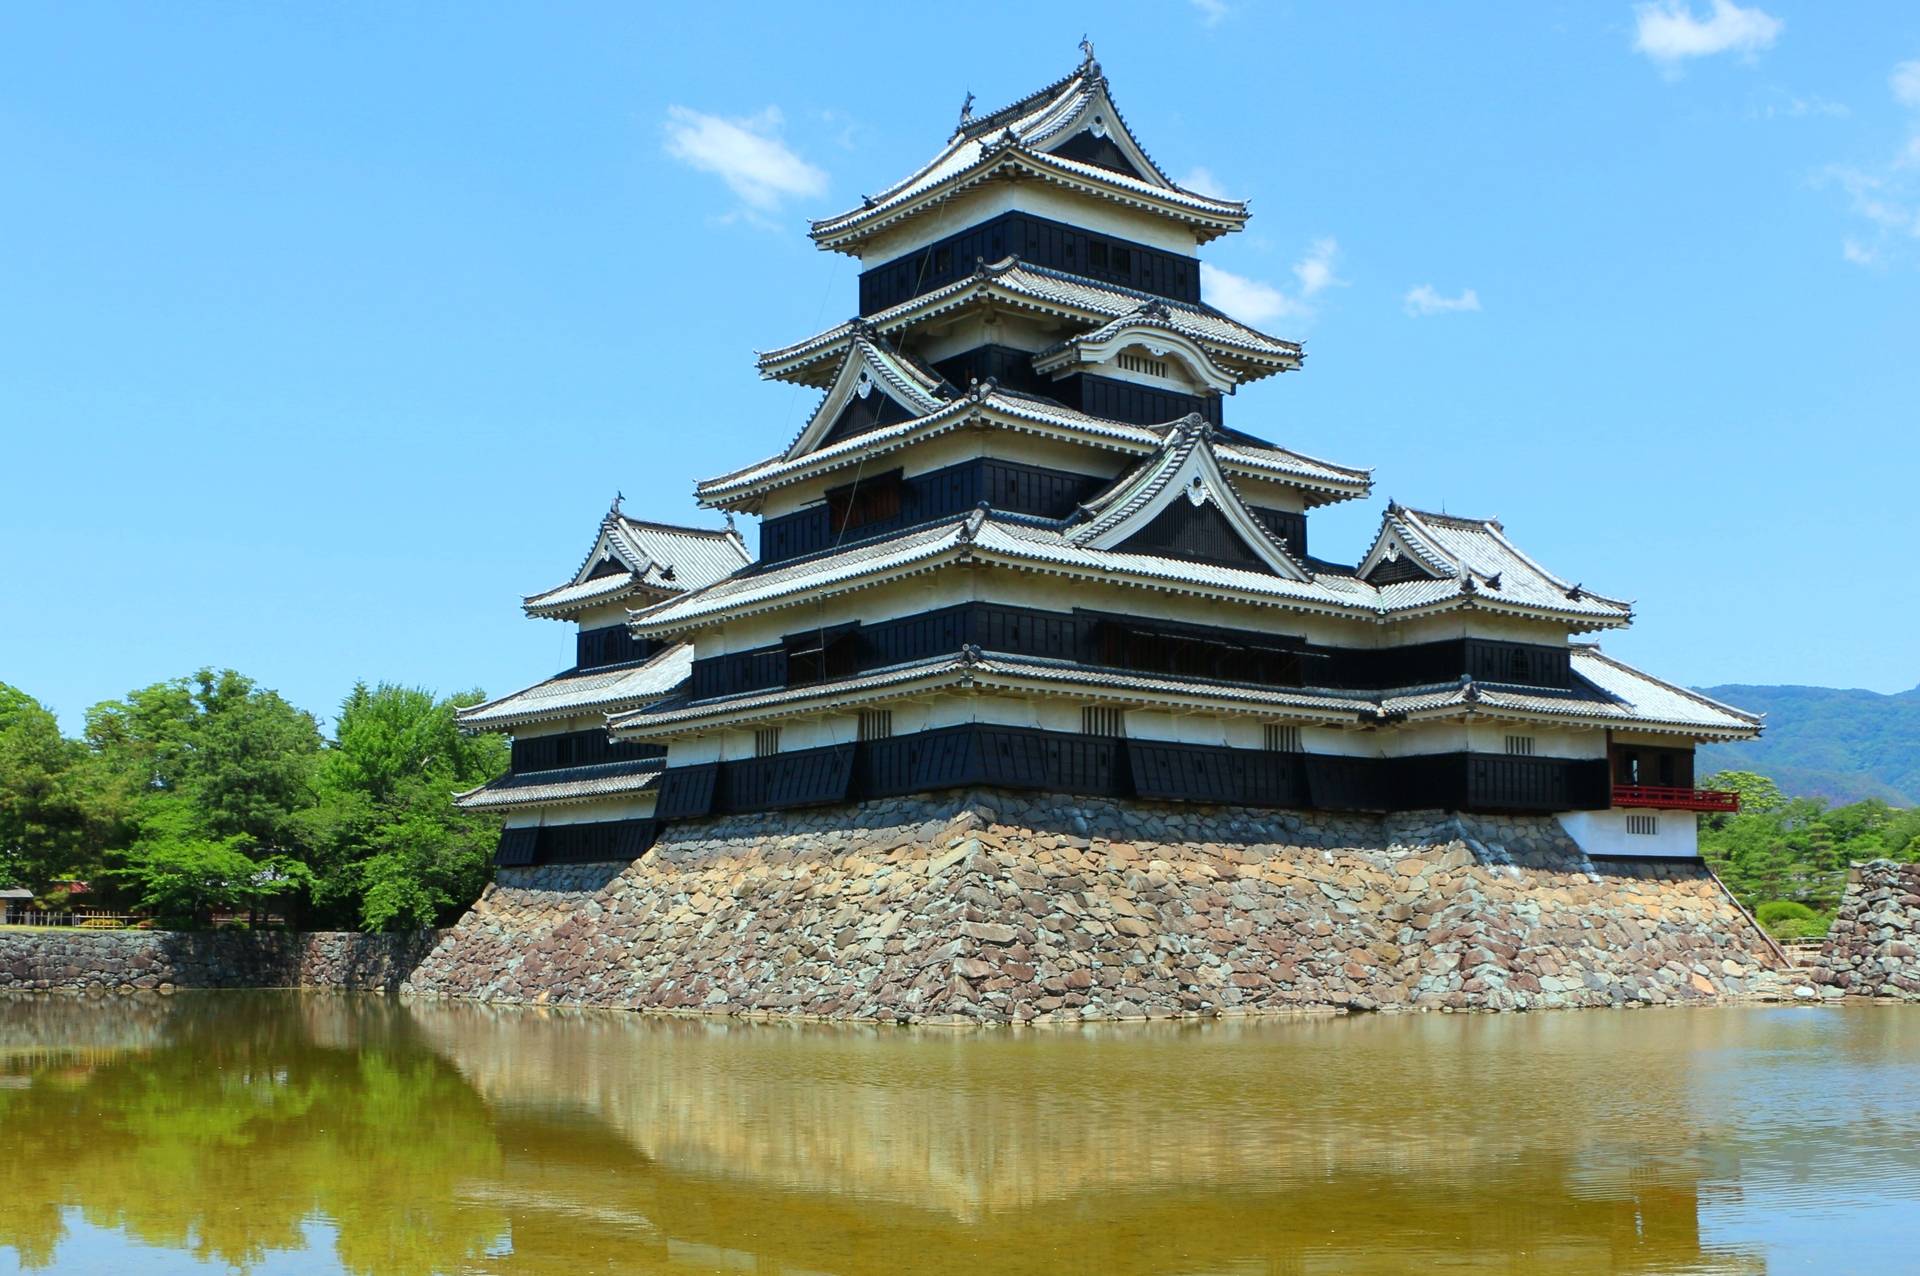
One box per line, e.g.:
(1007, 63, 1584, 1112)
(403, 791, 1789, 1022)
(0, 930, 443, 995)
(1809, 859, 1920, 1001)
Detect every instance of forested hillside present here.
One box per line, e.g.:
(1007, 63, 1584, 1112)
(1696, 684, 1920, 806)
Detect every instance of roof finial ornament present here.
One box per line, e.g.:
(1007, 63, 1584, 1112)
(959, 90, 974, 125)
(1080, 35, 1095, 64)
(724, 510, 738, 535)
(611, 491, 624, 516)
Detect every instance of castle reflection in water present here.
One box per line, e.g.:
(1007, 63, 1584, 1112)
(6, 993, 1915, 1274)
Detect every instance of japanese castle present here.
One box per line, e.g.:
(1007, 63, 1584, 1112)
(458, 51, 1760, 866)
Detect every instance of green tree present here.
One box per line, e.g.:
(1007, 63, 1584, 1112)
(303, 684, 506, 931)
(90, 670, 323, 926)
(0, 683, 116, 894)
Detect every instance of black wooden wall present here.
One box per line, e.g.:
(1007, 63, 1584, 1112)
(757, 458, 1111, 565)
(510, 730, 665, 773)
(689, 603, 1582, 703)
(643, 727, 1614, 824)
(858, 211, 1201, 314)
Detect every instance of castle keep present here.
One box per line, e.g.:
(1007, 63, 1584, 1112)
(414, 53, 1778, 1020)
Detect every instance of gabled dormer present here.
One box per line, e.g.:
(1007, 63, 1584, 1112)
(782, 333, 950, 461)
(523, 499, 749, 623)
(1356, 505, 1635, 630)
(1071, 416, 1310, 581)
(1031, 301, 1240, 396)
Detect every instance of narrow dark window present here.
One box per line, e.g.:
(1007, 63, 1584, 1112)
(1081, 706, 1126, 737)
(1111, 247, 1131, 275)
(755, 728, 781, 758)
(858, 709, 893, 742)
(933, 246, 952, 276)
(1087, 241, 1109, 268)
(1264, 724, 1302, 753)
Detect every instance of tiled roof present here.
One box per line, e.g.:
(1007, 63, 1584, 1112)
(627, 507, 1635, 639)
(456, 644, 694, 732)
(453, 759, 665, 810)
(1355, 506, 1635, 625)
(779, 334, 951, 462)
(756, 260, 1299, 387)
(607, 647, 1759, 743)
(524, 508, 749, 619)
(695, 384, 1367, 509)
(809, 62, 1246, 251)
(610, 650, 1367, 736)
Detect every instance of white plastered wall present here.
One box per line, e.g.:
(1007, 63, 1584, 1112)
(501, 795, 658, 829)
(1557, 809, 1699, 859)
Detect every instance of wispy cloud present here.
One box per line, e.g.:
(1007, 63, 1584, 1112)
(1823, 58, 1920, 263)
(1190, 0, 1231, 27)
(1894, 60, 1920, 109)
(663, 106, 827, 216)
(1403, 285, 1481, 317)
(1201, 264, 1302, 325)
(1633, 1, 1781, 71)
(1181, 167, 1229, 199)
(1293, 238, 1344, 297)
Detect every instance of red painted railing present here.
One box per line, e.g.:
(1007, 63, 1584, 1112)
(1612, 784, 1740, 812)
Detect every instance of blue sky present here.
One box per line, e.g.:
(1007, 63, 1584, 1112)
(2, 2, 1916, 731)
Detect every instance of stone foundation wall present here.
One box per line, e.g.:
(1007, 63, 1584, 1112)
(402, 790, 1785, 1022)
(1810, 859, 1920, 1000)
(0, 929, 444, 994)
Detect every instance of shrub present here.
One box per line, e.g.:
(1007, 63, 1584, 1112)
(1756, 900, 1816, 927)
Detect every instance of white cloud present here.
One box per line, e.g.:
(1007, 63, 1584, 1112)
(1293, 238, 1343, 297)
(1181, 167, 1229, 198)
(1895, 60, 1920, 109)
(1403, 285, 1481, 317)
(1633, 1, 1781, 67)
(663, 106, 828, 213)
(1200, 264, 1304, 325)
(1843, 239, 1877, 265)
(1190, 0, 1231, 26)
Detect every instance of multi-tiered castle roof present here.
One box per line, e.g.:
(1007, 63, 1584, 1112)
(460, 51, 1759, 870)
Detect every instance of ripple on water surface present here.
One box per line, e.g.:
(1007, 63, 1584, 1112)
(0, 994, 1915, 1275)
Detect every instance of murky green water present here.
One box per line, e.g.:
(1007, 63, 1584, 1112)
(0, 995, 1915, 1274)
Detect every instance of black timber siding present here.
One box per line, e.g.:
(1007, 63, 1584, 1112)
(859, 211, 1200, 314)
(647, 728, 1611, 820)
(510, 730, 664, 773)
(1115, 497, 1274, 573)
(757, 457, 1112, 566)
(687, 604, 1580, 703)
(1057, 373, 1224, 430)
(576, 627, 661, 671)
(1246, 506, 1307, 558)
(493, 819, 659, 867)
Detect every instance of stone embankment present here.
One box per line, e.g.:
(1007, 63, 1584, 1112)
(0, 929, 442, 994)
(403, 789, 1786, 1022)
(1808, 860, 1920, 1000)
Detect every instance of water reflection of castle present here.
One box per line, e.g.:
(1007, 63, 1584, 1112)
(0, 995, 1792, 1274)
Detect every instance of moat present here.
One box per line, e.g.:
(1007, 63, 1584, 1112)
(1, 994, 1916, 1274)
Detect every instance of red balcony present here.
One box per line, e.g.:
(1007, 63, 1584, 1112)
(1612, 784, 1739, 813)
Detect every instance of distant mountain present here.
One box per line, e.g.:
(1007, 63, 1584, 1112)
(1695, 684, 1920, 807)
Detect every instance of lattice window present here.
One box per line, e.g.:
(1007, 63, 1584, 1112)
(1626, 814, 1658, 836)
(1081, 706, 1127, 738)
(1117, 351, 1169, 379)
(754, 728, 781, 758)
(1505, 735, 1536, 757)
(1264, 724, 1302, 753)
(858, 709, 893, 742)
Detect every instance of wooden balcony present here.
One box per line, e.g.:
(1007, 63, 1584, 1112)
(1612, 784, 1739, 813)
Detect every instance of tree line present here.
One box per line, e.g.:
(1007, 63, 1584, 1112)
(1701, 770, 1920, 938)
(0, 671, 506, 931)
